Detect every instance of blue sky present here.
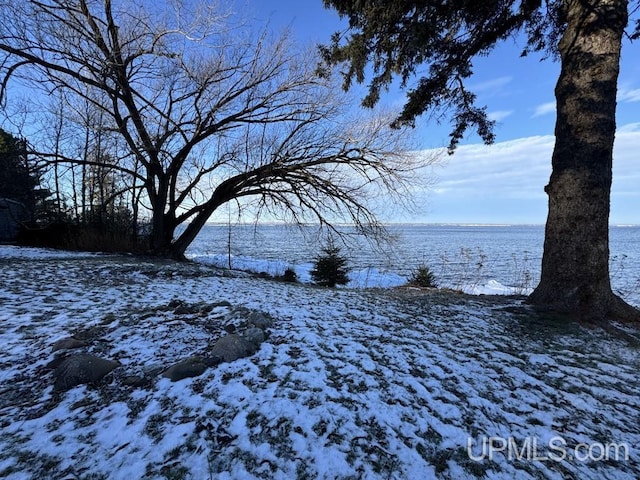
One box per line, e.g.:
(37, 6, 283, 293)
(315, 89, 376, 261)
(244, 0, 640, 225)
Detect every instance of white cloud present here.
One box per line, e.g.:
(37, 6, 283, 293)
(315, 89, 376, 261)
(532, 101, 555, 118)
(435, 135, 554, 198)
(617, 122, 640, 133)
(470, 76, 513, 93)
(488, 110, 514, 122)
(411, 129, 640, 224)
(618, 86, 640, 102)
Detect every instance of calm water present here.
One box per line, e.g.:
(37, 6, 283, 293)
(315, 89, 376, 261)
(187, 224, 640, 302)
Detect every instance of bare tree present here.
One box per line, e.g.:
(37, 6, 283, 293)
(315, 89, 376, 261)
(0, 0, 432, 258)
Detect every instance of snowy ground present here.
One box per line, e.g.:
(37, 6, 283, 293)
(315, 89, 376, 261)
(1, 246, 640, 479)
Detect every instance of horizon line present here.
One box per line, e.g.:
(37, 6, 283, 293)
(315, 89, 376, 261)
(203, 221, 639, 228)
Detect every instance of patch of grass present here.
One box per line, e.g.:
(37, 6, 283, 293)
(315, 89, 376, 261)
(417, 425, 444, 445)
(526, 416, 545, 426)
(305, 395, 322, 409)
(258, 362, 279, 383)
(246, 410, 263, 429)
(161, 463, 189, 480)
(343, 415, 402, 475)
(126, 398, 149, 420)
(220, 370, 244, 384)
(346, 379, 369, 394)
(2, 450, 63, 479)
(144, 413, 167, 442)
(295, 461, 314, 480)
(312, 419, 328, 436)
(425, 447, 455, 475)
(456, 446, 493, 477)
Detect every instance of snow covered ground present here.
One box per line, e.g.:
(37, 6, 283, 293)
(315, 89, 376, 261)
(1, 245, 640, 479)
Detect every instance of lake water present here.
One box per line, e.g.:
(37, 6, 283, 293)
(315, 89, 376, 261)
(187, 224, 640, 304)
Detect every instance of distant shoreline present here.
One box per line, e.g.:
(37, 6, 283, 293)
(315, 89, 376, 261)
(202, 222, 638, 228)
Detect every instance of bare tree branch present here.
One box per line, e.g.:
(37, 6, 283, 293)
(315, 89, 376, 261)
(0, 0, 437, 258)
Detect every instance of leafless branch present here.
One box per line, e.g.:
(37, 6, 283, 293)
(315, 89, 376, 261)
(0, 0, 438, 256)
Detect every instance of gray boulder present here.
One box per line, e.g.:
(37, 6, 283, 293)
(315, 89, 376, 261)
(53, 354, 119, 391)
(247, 311, 273, 330)
(122, 375, 147, 387)
(210, 334, 258, 362)
(212, 301, 232, 308)
(243, 327, 266, 346)
(52, 337, 88, 352)
(163, 356, 207, 382)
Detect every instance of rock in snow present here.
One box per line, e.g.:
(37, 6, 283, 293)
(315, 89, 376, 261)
(53, 354, 119, 391)
(162, 356, 208, 382)
(247, 311, 273, 330)
(209, 334, 259, 362)
(243, 327, 266, 345)
(51, 337, 89, 352)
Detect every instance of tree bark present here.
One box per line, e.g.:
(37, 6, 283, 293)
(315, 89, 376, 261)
(529, 0, 639, 322)
(170, 212, 209, 260)
(147, 176, 177, 258)
(148, 210, 176, 257)
(168, 180, 237, 259)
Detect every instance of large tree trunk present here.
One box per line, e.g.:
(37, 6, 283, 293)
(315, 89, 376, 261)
(147, 175, 178, 258)
(148, 208, 177, 257)
(529, 0, 639, 322)
(169, 183, 236, 259)
(170, 212, 210, 260)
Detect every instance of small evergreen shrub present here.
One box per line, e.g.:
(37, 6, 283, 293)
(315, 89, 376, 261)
(276, 267, 298, 283)
(311, 239, 350, 287)
(282, 267, 298, 282)
(409, 264, 437, 288)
